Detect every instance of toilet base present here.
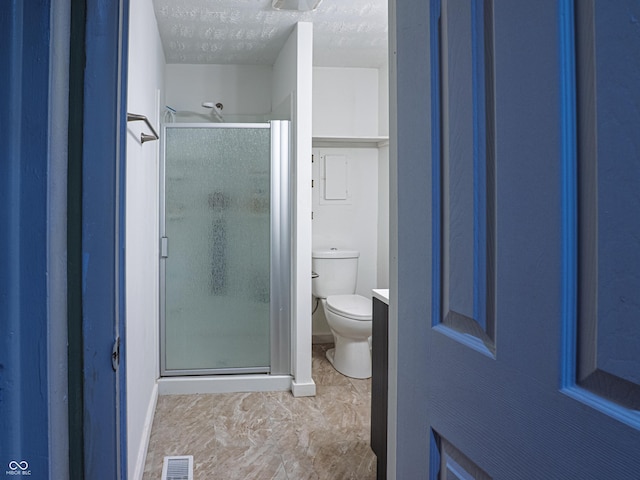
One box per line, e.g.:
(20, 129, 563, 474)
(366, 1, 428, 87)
(326, 340, 371, 379)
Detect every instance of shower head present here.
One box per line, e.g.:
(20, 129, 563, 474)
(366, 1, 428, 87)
(202, 102, 223, 111)
(201, 102, 224, 122)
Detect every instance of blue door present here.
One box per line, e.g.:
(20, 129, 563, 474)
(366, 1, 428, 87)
(1, 1, 128, 478)
(394, 0, 640, 477)
(79, 0, 130, 478)
(0, 2, 58, 478)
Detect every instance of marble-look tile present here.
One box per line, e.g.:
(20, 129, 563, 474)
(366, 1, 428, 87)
(265, 391, 326, 424)
(262, 391, 331, 451)
(193, 444, 286, 480)
(143, 344, 376, 480)
(143, 395, 219, 479)
(348, 376, 372, 397)
(312, 352, 353, 387)
(281, 439, 376, 480)
(209, 392, 282, 448)
(314, 385, 371, 441)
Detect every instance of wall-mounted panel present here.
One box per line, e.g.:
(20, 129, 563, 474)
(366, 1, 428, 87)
(434, 0, 495, 354)
(575, 0, 640, 410)
(324, 154, 349, 200)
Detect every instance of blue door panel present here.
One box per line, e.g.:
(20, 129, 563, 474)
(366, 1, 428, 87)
(434, 0, 495, 355)
(488, 0, 564, 384)
(443, 0, 476, 322)
(591, 0, 640, 386)
(574, 0, 640, 409)
(434, 434, 491, 480)
(429, 334, 640, 478)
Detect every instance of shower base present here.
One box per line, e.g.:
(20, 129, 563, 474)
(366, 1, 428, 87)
(157, 374, 292, 396)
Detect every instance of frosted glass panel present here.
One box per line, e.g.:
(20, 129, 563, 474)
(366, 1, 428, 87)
(164, 126, 271, 372)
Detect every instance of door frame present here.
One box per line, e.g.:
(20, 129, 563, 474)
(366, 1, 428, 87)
(387, 0, 433, 476)
(0, 2, 65, 478)
(0, 1, 129, 478)
(69, 0, 130, 478)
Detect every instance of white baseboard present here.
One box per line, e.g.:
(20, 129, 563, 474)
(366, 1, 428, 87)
(312, 334, 334, 344)
(157, 374, 292, 395)
(291, 379, 316, 397)
(131, 383, 158, 480)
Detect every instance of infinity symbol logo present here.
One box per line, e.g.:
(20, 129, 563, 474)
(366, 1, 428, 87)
(8, 461, 29, 471)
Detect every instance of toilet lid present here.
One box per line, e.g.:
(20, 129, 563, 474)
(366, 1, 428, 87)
(325, 294, 372, 320)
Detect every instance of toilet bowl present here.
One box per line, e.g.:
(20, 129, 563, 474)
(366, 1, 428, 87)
(321, 295, 372, 379)
(311, 248, 373, 379)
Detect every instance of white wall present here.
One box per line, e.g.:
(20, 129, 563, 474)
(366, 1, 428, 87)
(126, 1, 165, 478)
(311, 147, 380, 335)
(272, 22, 315, 397)
(272, 36, 297, 116)
(313, 67, 380, 137)
(165, 64, 273, 118)
(377, 144, 390, 289)
(312, 148, 379, 295)
(311, 66, 388, 336)
(378, 62, 390, 137)
(378, 63, 390, 288)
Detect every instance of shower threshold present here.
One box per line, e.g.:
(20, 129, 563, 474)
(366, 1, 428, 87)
(156, 374, 293, 395)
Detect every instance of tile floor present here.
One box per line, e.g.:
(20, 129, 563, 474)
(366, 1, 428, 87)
(142, 343, 376, 480)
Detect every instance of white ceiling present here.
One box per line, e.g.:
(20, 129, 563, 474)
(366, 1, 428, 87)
(152, 0, 388, 68)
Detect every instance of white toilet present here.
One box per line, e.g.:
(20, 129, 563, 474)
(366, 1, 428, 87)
(312, 248, 372, 379)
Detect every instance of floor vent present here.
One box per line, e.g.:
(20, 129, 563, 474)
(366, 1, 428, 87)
(161, 455, 193, 480)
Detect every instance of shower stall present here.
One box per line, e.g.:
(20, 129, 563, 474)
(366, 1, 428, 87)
(160, 121, 291, 377)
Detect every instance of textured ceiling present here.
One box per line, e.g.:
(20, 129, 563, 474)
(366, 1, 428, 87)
(152, 0, 388, 67)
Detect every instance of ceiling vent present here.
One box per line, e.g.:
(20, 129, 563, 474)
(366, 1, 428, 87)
(161, 455, 193, 480)
(272, 0, 323, 11)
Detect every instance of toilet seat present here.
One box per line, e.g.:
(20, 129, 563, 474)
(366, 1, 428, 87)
(325, 294, 371, 320)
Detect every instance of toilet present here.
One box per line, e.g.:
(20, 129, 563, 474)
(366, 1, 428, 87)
(312, 248, 372, 379)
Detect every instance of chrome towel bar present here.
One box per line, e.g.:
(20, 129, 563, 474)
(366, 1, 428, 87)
(127, 112, 159, 144)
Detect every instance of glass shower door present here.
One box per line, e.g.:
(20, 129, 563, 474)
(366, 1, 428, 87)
(161, 123, 284, 375)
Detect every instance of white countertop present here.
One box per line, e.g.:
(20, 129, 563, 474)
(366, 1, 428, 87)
(372, 289, 389, 305)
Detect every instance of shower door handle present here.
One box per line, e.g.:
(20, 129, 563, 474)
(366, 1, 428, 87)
(161, 237, 168, 258)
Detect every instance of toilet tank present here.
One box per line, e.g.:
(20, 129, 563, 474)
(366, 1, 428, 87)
(312, 248, 360, 299)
